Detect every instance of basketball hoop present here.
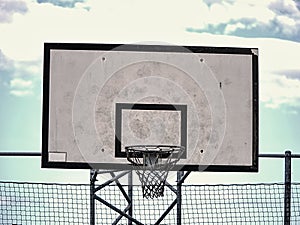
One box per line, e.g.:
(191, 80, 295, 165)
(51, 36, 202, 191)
(125, 145, 184, 199)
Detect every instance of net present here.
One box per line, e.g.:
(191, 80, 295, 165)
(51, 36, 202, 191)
(1, 181, 300, 224)
(125, 145, 184, 198)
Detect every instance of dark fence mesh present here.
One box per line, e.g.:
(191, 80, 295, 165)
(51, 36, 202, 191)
(292, 184, 300, 223)
(0, 182, 89, 224)
(183, 184, 286, 224)
(1, 181, 300, 224)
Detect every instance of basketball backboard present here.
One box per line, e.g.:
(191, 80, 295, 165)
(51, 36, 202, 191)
(42, 42, 258, 172)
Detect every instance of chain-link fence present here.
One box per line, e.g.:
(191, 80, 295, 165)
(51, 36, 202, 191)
(1, 181, 300, 224)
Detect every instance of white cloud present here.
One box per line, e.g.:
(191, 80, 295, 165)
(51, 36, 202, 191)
(25, 64, 40, 75)
(207, 1, 275, 26)
(260, 73, 300, 109)
(269, 0, 299, 15)
(1, 0, 300, 109)
(0, 50, 41, 97)
(276, 15, 298, 36)
(9, 78, 34, 97)
(254, 38, 300, 111)
(277, 15, 297, 27)
(189, 0, 300, 43)
(0, 0, 28, 23)
(1, 0, 300, 61)
(224, 22, 245, 34)
(0, 0, 211, 61)
(9, 89, 33, 96)
(14, 61, 41, 77)
(10, 78, 33, 89)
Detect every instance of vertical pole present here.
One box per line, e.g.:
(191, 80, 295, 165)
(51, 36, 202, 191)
(177, 171, 184, 225)
(284, 150, 292, 225)
(90, 170, 96, 225)
(128, 171, 133, 225)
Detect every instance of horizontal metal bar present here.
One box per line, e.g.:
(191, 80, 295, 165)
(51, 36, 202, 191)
(259, 154, 285, 158)
(259, 153, 300, 158)
(1, 152, 299, 159)
(96, 169, 123, 174)
(0, 152, 41, 157)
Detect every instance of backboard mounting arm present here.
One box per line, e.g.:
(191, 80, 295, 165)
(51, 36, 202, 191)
(90, 170, 191, 225)
(90, 170, 137, 225)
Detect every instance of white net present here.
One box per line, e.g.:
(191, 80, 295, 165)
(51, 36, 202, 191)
(125, 145, 184, 198)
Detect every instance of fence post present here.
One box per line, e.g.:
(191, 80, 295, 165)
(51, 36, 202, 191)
(90, 170, 96, 225)
(177, 171, 184, 225)
(128, 171, 133, 225)
(284, 150, 292, 225)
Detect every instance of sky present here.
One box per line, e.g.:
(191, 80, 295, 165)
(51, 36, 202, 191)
(0, 0, 300, 184)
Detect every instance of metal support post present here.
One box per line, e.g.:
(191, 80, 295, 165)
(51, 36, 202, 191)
(128, 171, 133, 225)
(177, 171, 184, 225)
(284, 150, 292, 225)
(90, 170, 96, 225)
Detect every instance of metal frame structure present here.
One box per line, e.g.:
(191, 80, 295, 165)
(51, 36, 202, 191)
(89, 170, 190, 225)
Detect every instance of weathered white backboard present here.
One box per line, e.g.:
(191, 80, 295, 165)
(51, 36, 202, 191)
(42, 43, 258, 172)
